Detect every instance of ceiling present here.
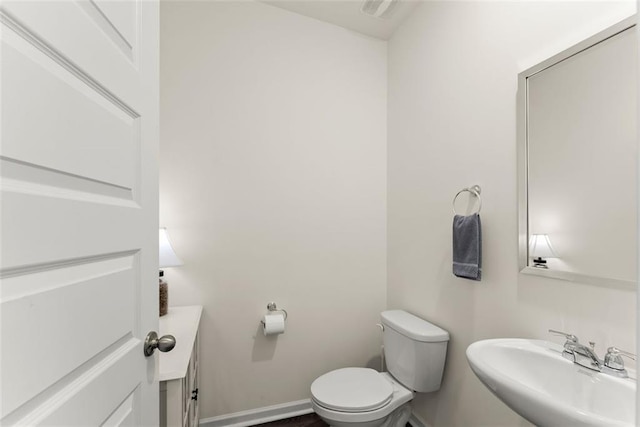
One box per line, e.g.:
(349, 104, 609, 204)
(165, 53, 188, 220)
(259, 0, 422, 40)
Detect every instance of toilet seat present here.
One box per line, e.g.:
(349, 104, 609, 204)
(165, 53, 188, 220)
(311, 372, 414, 425)
(310, 368, 393, 413)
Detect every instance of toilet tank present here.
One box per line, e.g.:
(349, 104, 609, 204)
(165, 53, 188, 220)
(381, 310, 449, 393)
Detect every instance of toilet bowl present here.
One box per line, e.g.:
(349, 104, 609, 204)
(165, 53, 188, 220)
(309, 310, 449, 427)
(311, 369, 413, 427)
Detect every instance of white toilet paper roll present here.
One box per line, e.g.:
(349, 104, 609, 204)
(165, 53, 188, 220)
(262, 313, 285, 336)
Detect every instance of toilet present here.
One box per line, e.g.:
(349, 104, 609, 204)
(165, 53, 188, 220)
(310, 310, 449, 427)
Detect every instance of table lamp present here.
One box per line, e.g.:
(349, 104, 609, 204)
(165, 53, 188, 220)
(529, 234, 557, 268)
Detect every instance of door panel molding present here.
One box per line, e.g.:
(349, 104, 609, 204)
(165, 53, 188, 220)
(0, 9, 139, 118)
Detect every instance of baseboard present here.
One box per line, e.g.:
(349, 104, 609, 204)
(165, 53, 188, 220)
(199, 399, 314, 427)
(408, 412, 428, 427)
(199, 398, 427, 427)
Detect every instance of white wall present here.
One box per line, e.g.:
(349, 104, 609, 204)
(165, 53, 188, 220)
(160, 1, 387, 418)
(387, 2, 636, 426)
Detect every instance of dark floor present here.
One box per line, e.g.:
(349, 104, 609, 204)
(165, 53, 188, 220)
(252, 413, 328, 427)
(252, 413, 412, 427)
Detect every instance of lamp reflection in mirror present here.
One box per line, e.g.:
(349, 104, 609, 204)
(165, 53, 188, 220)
(159, 228, 183, 316)
(529, 234, 557, 269)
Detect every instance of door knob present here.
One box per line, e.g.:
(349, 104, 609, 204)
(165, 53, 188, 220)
(144, 331, 176, 357)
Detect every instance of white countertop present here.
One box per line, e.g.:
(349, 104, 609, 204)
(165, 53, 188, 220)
(159, 305, 203, 382)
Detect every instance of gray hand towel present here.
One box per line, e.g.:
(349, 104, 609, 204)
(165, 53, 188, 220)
(452, 213, 482, 280)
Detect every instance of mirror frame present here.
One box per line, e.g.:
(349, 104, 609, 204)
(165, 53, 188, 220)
(517, 15, 637, 289)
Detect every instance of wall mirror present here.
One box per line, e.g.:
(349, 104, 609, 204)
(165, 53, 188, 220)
(518, 16, 637, 288)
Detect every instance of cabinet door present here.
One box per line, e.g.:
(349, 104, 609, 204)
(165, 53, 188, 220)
(190, 369, 199, 427)
(181, 376, 189, 426)
(188, 333, 199, 426)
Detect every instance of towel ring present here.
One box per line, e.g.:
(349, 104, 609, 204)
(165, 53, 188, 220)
(452, 185, 482, 215)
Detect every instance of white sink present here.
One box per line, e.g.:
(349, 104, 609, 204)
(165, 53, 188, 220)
(466, 338, 636, 427)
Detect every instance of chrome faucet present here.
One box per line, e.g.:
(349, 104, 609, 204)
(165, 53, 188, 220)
(548, 329, 636, 378)
(572, 341, 602, 371)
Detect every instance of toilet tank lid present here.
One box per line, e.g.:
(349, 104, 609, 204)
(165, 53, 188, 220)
(381, 310, 449, 342)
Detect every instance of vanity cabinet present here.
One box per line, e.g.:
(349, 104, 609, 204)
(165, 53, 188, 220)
(160, 306, 203, 427)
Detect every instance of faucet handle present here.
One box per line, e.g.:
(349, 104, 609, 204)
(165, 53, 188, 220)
(549, 329, 579, 356)
(604, 347, 636, 371)
(548, 329, 578, 343)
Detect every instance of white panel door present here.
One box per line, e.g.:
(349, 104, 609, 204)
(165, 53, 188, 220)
(0, 0, 159, 425)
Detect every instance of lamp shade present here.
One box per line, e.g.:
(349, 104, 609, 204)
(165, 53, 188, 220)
(529, 234, 557, 258)
(159, 228, 183, 268)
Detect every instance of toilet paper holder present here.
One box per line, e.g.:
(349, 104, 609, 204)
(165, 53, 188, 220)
(261, 302, 288, 326)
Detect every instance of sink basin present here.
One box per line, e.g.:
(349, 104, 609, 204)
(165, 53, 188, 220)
(466, 338, 636, 427)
